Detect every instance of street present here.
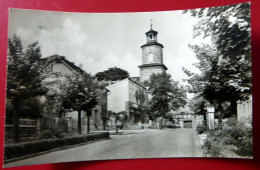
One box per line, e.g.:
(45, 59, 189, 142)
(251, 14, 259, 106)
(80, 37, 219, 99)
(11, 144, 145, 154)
(5, 128, 203, 167)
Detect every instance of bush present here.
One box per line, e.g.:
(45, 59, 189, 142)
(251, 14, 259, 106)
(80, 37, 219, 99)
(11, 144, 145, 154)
(38, 129, 64, 140)
(204, 117, 252, 157)
(196, 124, 207, 134)
(4, 132, 109, 160)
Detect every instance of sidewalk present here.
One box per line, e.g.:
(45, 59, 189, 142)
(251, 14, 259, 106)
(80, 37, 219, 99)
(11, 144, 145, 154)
(198, 133, 207, 145)
(92, 129, 148, 135)
(193, 131, 205, 157)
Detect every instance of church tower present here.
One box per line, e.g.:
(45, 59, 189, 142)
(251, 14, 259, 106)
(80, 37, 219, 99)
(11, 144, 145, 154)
(138, 21, 168, 83)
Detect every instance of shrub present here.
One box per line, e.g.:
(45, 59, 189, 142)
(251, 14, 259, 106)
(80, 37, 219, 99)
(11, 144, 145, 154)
(204, 117, 252, 157)
(196, 124, 207, 134)
(5, 132, 109, 160)
(38, 129, 64, 140)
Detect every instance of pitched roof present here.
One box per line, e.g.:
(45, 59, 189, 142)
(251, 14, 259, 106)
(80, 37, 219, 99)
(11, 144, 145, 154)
(40, 55, 85, 74)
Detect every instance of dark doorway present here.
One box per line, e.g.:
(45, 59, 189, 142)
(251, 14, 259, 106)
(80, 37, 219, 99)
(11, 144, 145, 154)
(184, 120, 192, 128)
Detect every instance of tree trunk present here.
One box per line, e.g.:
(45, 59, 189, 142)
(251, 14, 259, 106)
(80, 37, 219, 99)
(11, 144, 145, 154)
(230, 99, 238, 117)
(116, 125, 119, 133)
(78, 110, 82, 134)
(217, 102, 223, 124)
(103, 118, 106, 130)
(160, 105, 164, 129)
(87, 115, 90, 134)
(203, 112, 207, 126)
(12, 99, 20, 143)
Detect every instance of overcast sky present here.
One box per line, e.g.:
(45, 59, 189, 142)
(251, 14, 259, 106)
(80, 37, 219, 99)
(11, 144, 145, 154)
(9, 8, 209, 88)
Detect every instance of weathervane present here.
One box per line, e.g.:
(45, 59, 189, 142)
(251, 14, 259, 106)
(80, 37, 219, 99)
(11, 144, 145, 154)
(150, 19, 153, 29)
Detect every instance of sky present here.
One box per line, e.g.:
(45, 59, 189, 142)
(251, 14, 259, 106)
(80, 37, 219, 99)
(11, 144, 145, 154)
(8, 8, 210, 99)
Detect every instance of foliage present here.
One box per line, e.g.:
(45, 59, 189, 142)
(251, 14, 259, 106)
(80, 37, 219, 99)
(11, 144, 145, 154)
(7, 35, 44, 99)
(95, 67, 129, 81)
(147, 73, 187, 120)
(41, 72, 69, 117)
(184, 3, 251, 60)
(60, 73, 97, 113)
(38, 129, 64, 140)
(188, 95, 207, 115)
(204, 117, 252, 157)
(6, 97, 43, 124)
(7, 35, 46, 142)
(135, 89, 146, 105)
(183, 3, 252, 116)
(163, 113, 174, 123)
(60, 73, 98, 134)
(196, 124, 207, 134)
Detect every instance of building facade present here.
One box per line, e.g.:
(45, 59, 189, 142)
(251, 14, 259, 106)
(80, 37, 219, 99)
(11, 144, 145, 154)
(106, 78, 148, 125)
(41, 55, 109, 132)
(139, 26, 168, 83)
(170, 113, 204, 129)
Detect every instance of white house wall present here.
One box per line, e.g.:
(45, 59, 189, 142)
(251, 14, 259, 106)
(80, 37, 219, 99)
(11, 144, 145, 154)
(106, 79, 129, 113)
(52, 63, 74, 75)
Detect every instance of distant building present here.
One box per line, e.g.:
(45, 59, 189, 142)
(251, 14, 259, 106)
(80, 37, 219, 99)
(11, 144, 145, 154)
(106, 78, 148, 125)
(168, 112, 204, 129)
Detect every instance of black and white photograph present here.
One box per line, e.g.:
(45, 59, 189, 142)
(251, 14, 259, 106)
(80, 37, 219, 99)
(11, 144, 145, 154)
(4, 2, 252, 167)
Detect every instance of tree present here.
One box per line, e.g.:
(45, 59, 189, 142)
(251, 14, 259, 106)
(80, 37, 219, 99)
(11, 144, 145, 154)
(184, 3, 251, 60)
(147, 73, 187, 120)
(184, 3, 252, 116)
(188, 95, 207, 125)
(60, 73, 97, 134)
(95, 67, 129, 81)
(183, 44, 227, 121)
(7, 35, 46, 142)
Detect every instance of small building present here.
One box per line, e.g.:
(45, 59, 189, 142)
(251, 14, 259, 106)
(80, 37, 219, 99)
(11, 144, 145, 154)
(106, 78, 148, 126)
(171, 112, 204, 129)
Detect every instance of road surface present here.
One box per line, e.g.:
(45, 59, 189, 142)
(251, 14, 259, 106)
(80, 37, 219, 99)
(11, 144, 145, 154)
(5, 128, 203, 167)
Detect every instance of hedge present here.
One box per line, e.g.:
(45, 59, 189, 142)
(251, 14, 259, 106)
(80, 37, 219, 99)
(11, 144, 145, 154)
(4, 132, 109, 160)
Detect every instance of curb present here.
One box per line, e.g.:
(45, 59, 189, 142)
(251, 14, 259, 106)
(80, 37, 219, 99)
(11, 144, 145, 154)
(193, 131, 204, 157)
(4, 138, 110, 165)
(92, 130, 147, 135)
(111, 131, 147, 135)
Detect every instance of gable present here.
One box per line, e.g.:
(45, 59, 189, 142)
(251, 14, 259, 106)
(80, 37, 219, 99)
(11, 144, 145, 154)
(52, 62, 75, 75)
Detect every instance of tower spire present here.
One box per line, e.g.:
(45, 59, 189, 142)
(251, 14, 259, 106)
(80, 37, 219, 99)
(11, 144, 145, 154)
(150, 19, 153, 30)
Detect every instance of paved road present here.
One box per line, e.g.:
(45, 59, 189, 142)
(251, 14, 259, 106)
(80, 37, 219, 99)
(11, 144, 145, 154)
(5, 128, 203, 167)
